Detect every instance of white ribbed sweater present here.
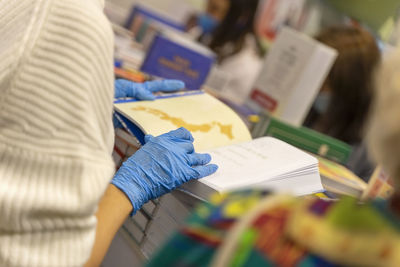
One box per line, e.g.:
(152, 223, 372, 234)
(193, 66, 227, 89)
(0, 0, 115, 266)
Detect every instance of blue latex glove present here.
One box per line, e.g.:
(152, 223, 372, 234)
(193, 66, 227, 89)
(111, 128, 218, 214)
(114, 79, 185, 100)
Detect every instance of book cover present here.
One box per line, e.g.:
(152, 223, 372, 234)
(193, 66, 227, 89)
(246, 27, 337, 126)
(259, 117, 352, 164)
(140, 34, 215, 90)
(114, 91, 252, 151)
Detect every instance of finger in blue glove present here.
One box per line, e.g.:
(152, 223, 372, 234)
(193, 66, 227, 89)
(114, 79, 185, 100)
(144, 80, 185, 92)
(111, 127, 218, 215)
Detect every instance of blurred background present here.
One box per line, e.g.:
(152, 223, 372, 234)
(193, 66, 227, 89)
(105, 0, 400, 44)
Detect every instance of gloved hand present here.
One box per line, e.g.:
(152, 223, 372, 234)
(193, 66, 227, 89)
(111, 128, 218, 214)
(114, 79, 185, 100)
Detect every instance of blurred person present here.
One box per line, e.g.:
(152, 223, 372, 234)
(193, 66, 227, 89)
(0, 0, 217, 266)
(304, 25, 381, 179)
(188, 0, 264, 105)
(146, 46, 400, 267)
(186, 0, 230, 37)
(304, 25, 380, 144)
(206, 0, 261, 62)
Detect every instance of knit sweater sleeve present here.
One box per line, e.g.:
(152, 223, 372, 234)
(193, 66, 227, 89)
(0, 0, 115, 266)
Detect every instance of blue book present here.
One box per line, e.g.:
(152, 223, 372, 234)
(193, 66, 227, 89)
(140, 34, 215, 90)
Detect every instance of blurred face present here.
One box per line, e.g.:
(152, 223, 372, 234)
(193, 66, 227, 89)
(206, 0, 230, 22)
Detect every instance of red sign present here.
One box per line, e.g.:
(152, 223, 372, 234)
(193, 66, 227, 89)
(251, 89, 278, 112)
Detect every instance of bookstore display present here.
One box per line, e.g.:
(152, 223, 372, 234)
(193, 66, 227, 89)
(104, 2, 399, 264)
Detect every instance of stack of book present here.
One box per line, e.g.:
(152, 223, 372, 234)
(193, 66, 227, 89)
(317, 156, 367, 198)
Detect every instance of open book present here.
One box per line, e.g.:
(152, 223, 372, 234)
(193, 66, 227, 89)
(114, 92, 323, 198)
(181, 137, 322, 199)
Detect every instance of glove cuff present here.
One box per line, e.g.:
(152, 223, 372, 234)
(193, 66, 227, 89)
(111, 165, 148, 216)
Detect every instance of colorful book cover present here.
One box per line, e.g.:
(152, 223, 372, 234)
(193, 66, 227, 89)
(362, 166, 394, 200)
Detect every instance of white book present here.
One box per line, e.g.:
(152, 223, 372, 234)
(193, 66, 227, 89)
(181, 136, 323, 199)
(247, 27, 338, 126)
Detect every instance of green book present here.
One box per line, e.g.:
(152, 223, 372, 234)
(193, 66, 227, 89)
(253, 116, 352, 165)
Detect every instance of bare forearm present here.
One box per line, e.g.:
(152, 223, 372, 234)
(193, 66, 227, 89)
(85, 184, 133, 267)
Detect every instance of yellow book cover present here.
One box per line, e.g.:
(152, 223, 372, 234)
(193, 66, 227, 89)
(317, 156, 367, 197)
(114, 92, 252, 151)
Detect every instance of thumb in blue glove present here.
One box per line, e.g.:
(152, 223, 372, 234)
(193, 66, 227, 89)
(114, 79, 185, 100)
(111, 127, 218, 215)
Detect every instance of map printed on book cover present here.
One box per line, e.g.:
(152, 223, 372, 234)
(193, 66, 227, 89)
(114, 91, 252, 151)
